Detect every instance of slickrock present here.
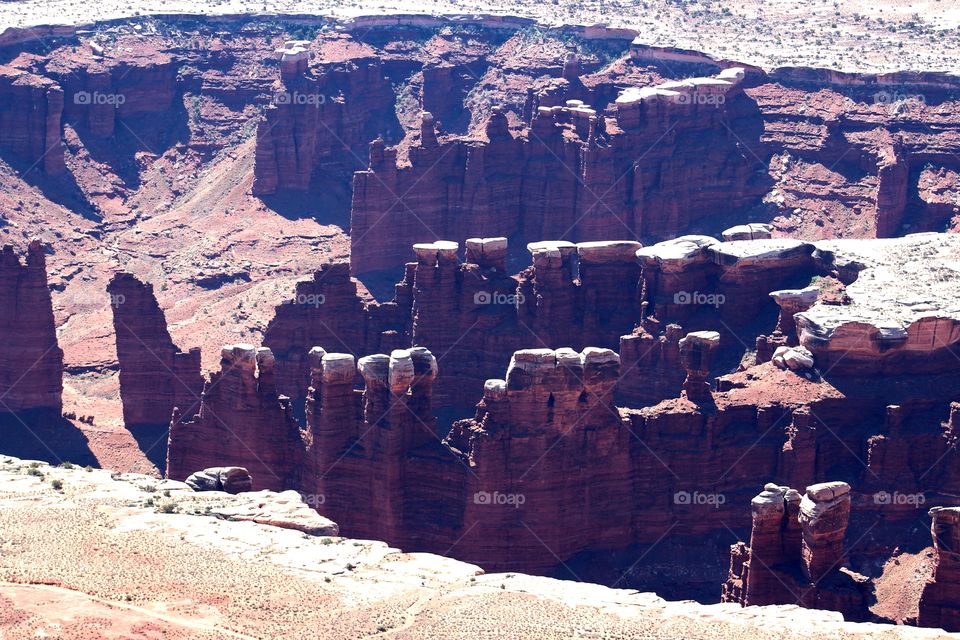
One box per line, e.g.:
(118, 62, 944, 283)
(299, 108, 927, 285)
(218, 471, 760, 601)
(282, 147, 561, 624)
(773, 345, 816, 371)
(185, 466, 253, 494)
(919, 507, 960, 632)
(108, 272, 203, 429)
(0, 454, 950, 640)
(0, 241, 63, 414)
(723, 223, 775, 241)
(796, 234, 960, 374)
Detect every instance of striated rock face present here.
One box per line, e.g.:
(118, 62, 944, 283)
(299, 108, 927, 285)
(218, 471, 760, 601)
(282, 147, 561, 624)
(108, 272, 203, 429)
(799, 481, 852, 581)
(0, 241, 63, 414)
(918, 507, 960, 632)
(0, 66, 64, 174)
(261, 262, 375, 409)
(253, 39, 398, 195)
(722, 482, 872, 620)
(350, 67, 768, 274)
(264, 238, 651, 411)
(48, 53, 180, 137)
(167, 345, 301, 492)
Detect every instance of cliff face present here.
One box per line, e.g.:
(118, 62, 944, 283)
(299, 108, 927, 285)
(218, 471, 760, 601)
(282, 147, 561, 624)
(0, 66, 64, 174)
(252, 40, 398, 195)
(108, 272, 203, 429)
(167, 344, 301, 492)
(0, 241, 63, 414)
(350, 68, 769, 274)
(919, 503, 960, 632)
(167, 341, 960, 580)
(50, 54, 180, 137)
(721, 482, 874, 620)
(265, 234, 818, 414)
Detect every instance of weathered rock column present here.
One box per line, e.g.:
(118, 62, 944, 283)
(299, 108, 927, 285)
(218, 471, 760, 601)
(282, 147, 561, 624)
(742, 486, 789, 605)
(771, 285, 819, 341)
(919, 506, 960, 631)
(799, 481, 852, 582)
(0, 241, 63, 414)
(420, 111, 438, 149)
(678, 330, 719, 403)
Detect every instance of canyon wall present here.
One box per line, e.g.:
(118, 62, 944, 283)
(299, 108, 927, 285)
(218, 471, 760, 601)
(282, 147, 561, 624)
(350, 67, 769, 274)
(167, 344, 301, 492)
(252, 39, 399, 195)
(264, 233, 817, 414)
(0, 67, 65, 174)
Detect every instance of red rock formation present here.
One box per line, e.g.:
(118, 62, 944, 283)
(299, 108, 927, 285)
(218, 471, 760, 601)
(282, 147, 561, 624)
(46, 51, 180, 138)
(722, 482, 873, 620)
(616, 323, 685, 407)
(167, 345, 301, 492)
(0, 66, 64, 174)
(918, 506, 960, 631)
(108, 272, 203, 428)
(0, 241, 63, 414)
(350, 67, 768, 274)
(253, 40, 398, 195)
(874, 140, 908, 237)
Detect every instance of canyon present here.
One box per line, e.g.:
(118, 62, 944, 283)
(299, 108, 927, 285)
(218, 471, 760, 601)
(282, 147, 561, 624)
(0, 9, 958, 638)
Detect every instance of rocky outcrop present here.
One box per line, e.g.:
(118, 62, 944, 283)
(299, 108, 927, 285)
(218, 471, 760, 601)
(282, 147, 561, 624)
(261, 262, 375, 409)
(0, 241, 63, 414)
(166, 344, 301, 492)
(350, 67, 768, 274)
(253, 39, 398, 195)
(48, 52, 180, 137)
(0, 66, 64, 174)
(796, 234, 960, 374)
(918, 506, 960, 632)
(722, 482, 873, 620)
(185, 466, 253, 494)
(108, 273, 203, 429)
